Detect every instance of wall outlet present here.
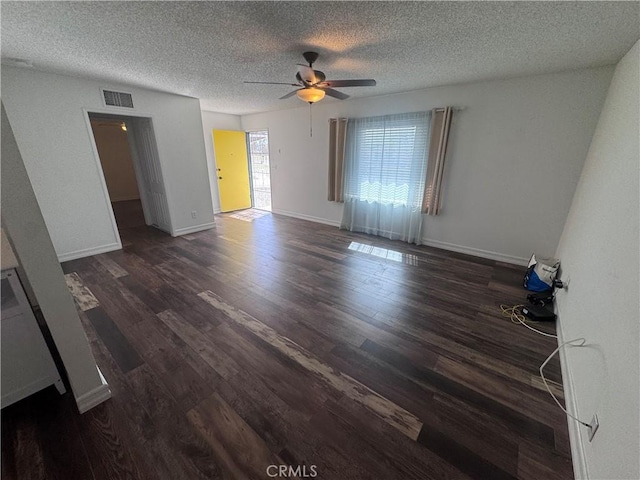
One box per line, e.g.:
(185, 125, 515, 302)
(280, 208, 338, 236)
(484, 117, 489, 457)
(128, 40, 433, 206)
(587, 414, 599, 442)
(191, 210, 197, 219)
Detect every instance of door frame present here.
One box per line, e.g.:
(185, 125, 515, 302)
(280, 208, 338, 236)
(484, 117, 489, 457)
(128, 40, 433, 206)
(82, 107, 175, 248)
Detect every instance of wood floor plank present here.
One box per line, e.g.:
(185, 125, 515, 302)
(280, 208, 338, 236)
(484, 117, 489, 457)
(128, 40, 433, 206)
(1, 411, 18, 480)
(74, 402, 150, 480)
(13, 417, 47, 480)
(144, 345, 214, 413)
(81, 275, 149, 327)
(117, 274, 171, 314)
(64, 272, 100, 311)
(84, 306, 144, 373)
(428, 392, 522, 476)
(94, 254, 129, 278)
(157, 309, 239, 379)
(517, 439, 574, 480)
(187, 392, 288, 480)
(417, 424, 517, 480)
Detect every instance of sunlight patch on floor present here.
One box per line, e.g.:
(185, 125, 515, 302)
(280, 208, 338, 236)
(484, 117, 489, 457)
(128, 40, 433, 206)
(348, 241, 419, 266)
(228, 209, 270, 222)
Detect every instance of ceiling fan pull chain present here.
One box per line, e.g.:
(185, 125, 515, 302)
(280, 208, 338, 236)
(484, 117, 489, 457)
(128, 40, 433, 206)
(309, 102, 313, 137)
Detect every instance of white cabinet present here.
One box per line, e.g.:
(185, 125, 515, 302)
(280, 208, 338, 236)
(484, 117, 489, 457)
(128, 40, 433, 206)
(1, 269, 65, 408)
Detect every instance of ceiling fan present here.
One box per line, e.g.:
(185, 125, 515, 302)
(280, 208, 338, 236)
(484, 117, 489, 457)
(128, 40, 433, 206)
(244, 51, 376, 103)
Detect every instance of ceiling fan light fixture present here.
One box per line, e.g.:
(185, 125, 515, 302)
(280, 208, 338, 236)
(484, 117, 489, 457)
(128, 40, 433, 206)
(297, 87, 325, 104)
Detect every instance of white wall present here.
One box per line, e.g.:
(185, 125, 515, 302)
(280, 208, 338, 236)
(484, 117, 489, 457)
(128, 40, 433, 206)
(554, 41, 639, 480)
(200, 109, 242, 213)
(241, 66, 613, 264)
(1, 67, 214, 260)
(90, 121, 140, 202)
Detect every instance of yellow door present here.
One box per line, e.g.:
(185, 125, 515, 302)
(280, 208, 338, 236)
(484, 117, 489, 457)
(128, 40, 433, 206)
(212, 130, 251, 212)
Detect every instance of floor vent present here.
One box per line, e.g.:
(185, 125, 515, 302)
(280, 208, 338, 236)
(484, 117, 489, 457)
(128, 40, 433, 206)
(101, 89, 134, 108)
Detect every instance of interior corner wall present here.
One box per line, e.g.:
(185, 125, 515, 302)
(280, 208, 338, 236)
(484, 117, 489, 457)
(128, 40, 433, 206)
(240, 66, 614, 264)
(553, 40, 639, 480)
(200, 109, 242, 213)
(1, 67, 214, 260)
(90, 121, 140, 202)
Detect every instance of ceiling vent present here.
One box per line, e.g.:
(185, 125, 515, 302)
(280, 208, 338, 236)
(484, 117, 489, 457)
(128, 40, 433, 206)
(101, 89, 134, 108)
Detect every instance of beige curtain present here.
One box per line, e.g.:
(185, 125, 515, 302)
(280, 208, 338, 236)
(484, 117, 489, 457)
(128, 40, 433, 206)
(328, 118, 348, 202)
(422, 107, 453, 215)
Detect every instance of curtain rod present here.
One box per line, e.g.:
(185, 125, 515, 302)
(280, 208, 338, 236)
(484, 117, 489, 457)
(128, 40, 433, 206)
(328, 107, 464, 122)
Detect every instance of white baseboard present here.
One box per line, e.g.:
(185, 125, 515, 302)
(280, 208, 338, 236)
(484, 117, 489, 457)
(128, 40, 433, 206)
(172, 222, 216, 236)
(58, 242, 121, 262)
(421, 238, 529, 266)
(76, 366, 111, 414)
(555, 315, 589, 479)
(271, 209, 341, 227)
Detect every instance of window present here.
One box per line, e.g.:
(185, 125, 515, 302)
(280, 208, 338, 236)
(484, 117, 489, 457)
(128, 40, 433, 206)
(343, 112, 431, 209)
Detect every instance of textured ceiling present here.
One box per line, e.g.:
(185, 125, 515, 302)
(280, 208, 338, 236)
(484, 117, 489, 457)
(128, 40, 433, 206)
(1, 1, 638, 115)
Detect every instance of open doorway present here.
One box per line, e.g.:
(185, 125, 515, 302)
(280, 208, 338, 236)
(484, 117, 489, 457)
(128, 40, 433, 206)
(247, 130, 272, 211)
(88, 113, 172, 240)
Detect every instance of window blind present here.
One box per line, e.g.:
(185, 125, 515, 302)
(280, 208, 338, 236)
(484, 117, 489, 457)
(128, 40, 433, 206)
(344, 112, 431, 208)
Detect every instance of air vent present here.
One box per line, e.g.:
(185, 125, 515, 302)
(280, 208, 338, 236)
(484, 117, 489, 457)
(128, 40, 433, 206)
(101, 89, 134, 108)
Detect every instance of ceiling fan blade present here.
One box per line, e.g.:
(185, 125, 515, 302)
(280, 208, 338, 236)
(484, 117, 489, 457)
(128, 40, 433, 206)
(319, 79, 377, 88)
(279, 90, 300, 100)
(244, 81, 300, 86)
(320, 88, 350, 100)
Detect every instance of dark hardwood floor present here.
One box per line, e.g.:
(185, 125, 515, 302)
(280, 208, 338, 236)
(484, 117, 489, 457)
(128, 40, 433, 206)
(1, 209, 573, 479)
